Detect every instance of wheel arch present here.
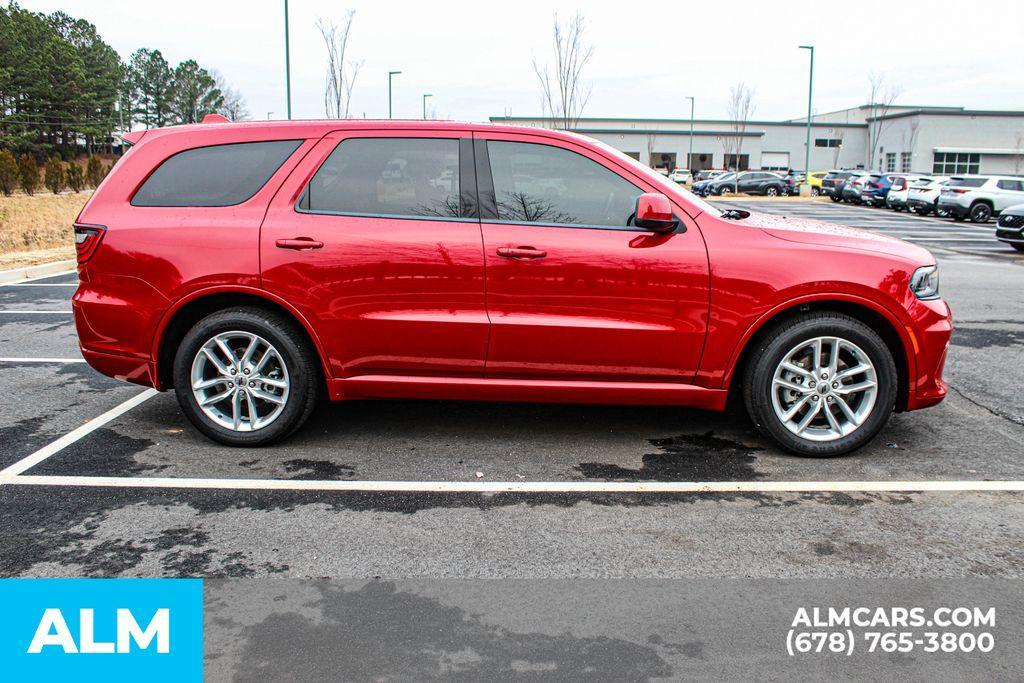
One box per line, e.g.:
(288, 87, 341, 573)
(725, 296, 913, 412)
(151, 286, 331, 391)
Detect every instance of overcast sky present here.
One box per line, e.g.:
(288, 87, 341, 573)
(26, 0, 1024, 123)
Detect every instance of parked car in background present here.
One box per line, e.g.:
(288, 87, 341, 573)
(781, 170, 804, 196)
(821, 170, 859, 202)
(937, 175, 1024, 223)
(73, 118, 951, 455)
(995, 205, 1024, 252)
(907, 177, 952, 216)
(840, 171, 874, 203)
(886, 175, 932, 212)
(807, 171, 828, 196)
(693, 172, 734, 196)
(695, 169, 725, 182)
(861, 173, 911, 207)
(669, 168, 693, 184)
(709, 171, 786, 196)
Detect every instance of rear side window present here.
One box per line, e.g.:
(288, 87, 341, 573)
(997, 179, 1024, 191)
(132, 140, 301, 207)
(947, 177, 988, 188)
(299, 138, 461, 218)
(487, 141, 642, 228)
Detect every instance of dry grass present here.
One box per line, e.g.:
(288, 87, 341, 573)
(0, 191, 90, 269)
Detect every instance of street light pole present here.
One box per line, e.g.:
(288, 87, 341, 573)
(799, 45, 814, 194)
(422, 93, 433, 119)
(388, 70, 402, 119)
(284, 0, 292, 120)
(685, 96, 695, 174)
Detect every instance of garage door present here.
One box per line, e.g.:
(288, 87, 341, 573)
(761, 152, 790, 171)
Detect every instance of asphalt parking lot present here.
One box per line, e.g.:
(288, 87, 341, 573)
(0, 201, 1022, 591)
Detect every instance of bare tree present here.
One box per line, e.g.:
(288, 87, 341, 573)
(317, 11, 363, 119)
(533, 12, 593, 130)
(831, 129, 846, 168)
(723, 83, 756, 191)
(866, 71, 902, 169)
(646, 133, 657, 169)
(212, 71, 249, 121)
(1014, 131, 1024, 176)
(900, 118, 921, 171)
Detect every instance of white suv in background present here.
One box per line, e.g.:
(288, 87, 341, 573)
(907, 177, 951, 216)
(937, 175, 1024, 223)
(668, 168, 692, 184)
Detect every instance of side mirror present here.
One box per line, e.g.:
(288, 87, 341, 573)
(633, 193, 678, 233)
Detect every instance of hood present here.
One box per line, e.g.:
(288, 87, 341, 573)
(739, 210, 934, 263)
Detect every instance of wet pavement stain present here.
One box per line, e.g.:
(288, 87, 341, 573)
(576, 432, 762, 482)
(951, 326, 1024, 349)
(30, 427, 160, 476)
(281, 459, 356, 480)
(229, 581, 676, 681)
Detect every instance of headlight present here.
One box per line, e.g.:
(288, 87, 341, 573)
(910, 265, 939, 300)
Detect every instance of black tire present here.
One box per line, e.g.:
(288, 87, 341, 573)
(765, 185, 779, 197)
(829, 194, 841, 203)
(969, 202, 992, 223)
(811, 187, 820, 196)
(742, 312, 897, 457)
(1012, 243, 1024, 253)
(173, 306, 320, 446)
(718, 186, 733, 195)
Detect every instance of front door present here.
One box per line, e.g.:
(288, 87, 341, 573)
(261, 131, 488, 379)
(476, 134, 710, 382)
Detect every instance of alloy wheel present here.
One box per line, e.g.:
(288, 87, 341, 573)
(190, 331, 290, 432)
(770, 336, 878, 442)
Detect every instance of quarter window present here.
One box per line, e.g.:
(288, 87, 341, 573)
(997, 179, 1024, 191)
(300, 138, 462, 218)
(486, 141, 643, 229)
(132, 140, 301, 207)
(933, 152, 980, 175)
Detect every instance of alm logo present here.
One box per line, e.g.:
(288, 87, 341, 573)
(28, 608, 170, 654)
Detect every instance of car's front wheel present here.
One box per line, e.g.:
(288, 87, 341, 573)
(765, 185, 779, 197)
(173, 307, 320, 446)
(743, 312, 897, 456)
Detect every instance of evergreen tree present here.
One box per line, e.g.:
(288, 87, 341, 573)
(0, 149, 18, 195)
(44, 155, 64, 193)
(127, 48, 173, 128)
(170, 59, 223, 124)
(85, 154, 103, 187)
(66, 162, 84, 191)
(18, 154, 39, 195)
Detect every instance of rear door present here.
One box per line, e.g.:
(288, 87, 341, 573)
(475, 132, 710, 382)
(995, 178, 1024, 211)
(260, 130, 489, 379)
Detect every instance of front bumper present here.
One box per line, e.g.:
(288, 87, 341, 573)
(905, 297, 953, 411)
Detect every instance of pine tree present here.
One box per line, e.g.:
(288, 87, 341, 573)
(66, 163, 85, 192)
(86, 155, 104, 187)
(44, 156, 65, 194)
(18, 155, 39, 195)
(0, 150, 19, 196)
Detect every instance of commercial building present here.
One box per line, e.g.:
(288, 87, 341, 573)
(490, 104, 1024, 175)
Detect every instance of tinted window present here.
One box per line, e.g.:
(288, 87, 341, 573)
(132, 140, 301, 207)
(997, 179, 1024, 191)
(301, 138, 461, 218)
(487, 141, 643, 228)
(947, 177, 988, 188)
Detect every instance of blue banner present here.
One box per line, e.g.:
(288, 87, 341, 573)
(0, 579, 202, 682)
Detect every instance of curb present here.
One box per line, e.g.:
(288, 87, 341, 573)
(0, 259, 77, 284)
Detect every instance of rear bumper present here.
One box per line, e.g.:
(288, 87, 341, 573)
(80, 346, 160, 389)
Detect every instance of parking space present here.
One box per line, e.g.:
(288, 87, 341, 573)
(0, 213, 1022, 579)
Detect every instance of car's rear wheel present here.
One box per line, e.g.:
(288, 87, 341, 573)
(829, 194, 841, 203)
(969, 202, 992, 223)
(811, 187, 820, 196)
(718, 186, 733, 195)
(1011, 243, 1024, 253)
(173, 307, 319, 446)
(765, 186, 779, 197)
(742, 312, 896, 456)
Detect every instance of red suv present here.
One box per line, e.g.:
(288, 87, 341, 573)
(72, 119, 951, 456)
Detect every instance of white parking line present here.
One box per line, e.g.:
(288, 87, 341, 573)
(0, 389, 158, 481)
(3, 283, 78, 287)
(0, 310, 73, 314)
(0, 269, 77, 286)
(4, 475, 1023, 493)
(0, 357, 86, 363)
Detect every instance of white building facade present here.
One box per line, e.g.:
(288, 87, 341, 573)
(491, 105, 1024, 175)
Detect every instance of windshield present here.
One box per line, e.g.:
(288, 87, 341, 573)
(715, 172, 737, 182)
(591, 139, 722, 217)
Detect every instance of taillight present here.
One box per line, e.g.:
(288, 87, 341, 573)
(949, 188, 969, 194)
(73, 223, 106, 263)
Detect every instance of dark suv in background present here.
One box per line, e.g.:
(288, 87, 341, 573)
(821, 170, 856, 202)
(707, 171, 786, 196)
